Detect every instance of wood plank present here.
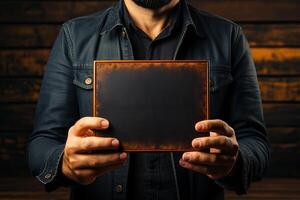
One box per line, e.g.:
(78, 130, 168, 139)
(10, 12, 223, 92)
(0, 79, 41, 103)
(191, 0, 300, 22)
(0, 133, 28, 177)
(0, 49, 48, 77)
(243, 24, 300, 47)
(0, 104, 36, 131)
(1, 48, 300, 77)
(252, 48, 300, 76)
(1, 1, 300, 23)
(0, 25, 59, 48)
(0, 77, 299, 103)
(225, 178, 300, 200)
(2, 24, 300, 48)
(263, 103, 300, 127)
(0, 1, 116, 23)
(268, 127, 300, 143)
(259, 77, 300, 102)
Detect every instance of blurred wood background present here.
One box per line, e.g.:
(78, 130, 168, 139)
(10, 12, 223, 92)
(0, 0, 300, 199)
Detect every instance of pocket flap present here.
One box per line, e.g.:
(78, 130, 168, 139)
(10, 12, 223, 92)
(73, 69, 93, 90)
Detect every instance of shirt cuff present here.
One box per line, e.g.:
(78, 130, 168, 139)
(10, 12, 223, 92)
(215, 147, 249, 195)
(35, 144, 73, 191)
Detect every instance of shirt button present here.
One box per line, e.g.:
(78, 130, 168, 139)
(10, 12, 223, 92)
(121, 28, 127, 39)
(44, 173, 52, 179)
(115, 184, 123, 193)
(85, 77, 93, 85)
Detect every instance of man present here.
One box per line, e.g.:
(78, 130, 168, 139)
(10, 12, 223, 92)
(27, 0, 270, 199)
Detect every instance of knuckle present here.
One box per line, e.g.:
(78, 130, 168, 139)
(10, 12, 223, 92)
(220, 137, 227, 146)
(68, 157, 77, 167)
(81, 139, 92, 150)
(88, 159, 98, 168)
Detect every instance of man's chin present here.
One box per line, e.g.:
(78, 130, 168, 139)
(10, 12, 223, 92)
(132, 0, 172, 9)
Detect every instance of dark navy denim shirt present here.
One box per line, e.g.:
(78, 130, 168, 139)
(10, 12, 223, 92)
(27, 0, 270, 199)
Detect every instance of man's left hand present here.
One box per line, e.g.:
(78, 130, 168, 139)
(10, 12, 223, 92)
(179, 119, 239, 180)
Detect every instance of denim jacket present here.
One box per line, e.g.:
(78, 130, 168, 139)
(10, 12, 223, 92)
(27, 1, 270, 199)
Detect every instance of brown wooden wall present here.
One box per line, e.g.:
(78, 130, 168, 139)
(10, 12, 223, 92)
(0, 0, 299, 178)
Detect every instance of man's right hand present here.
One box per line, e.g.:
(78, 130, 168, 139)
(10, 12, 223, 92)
(62, 117, 127, 185)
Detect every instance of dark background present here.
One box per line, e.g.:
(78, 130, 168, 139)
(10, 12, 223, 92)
(0, 0, 299, 199)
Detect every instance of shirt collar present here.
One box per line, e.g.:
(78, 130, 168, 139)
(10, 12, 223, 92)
(99, 0, 206, 38)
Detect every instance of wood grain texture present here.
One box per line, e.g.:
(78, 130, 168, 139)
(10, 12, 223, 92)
(226, 178, 300, 200)
(243, 24, 300, 47)
(1, 1, 300, 23)
(0, 49, 48, 77)
(252, 48, 300, 76)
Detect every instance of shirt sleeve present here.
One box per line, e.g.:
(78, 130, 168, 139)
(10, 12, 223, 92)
(215, 26, 270, 194)
(27, 23, 78, 191)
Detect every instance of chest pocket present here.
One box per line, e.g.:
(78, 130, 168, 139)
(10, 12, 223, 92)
(72, 68, 93, 116)
(210, 65, 233, 93)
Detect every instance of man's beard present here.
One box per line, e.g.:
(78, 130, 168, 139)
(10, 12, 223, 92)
(132, 0, 172, 9)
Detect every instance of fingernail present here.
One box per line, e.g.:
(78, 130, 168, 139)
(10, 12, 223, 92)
(101, 120, 109, 128)
(192, 141, 201, 148)
(179, 159, 186, 167)
(112, 139, 119, 147)
(183, 154, 190, 161)
(120, 152, 127, 160)
(196, 123, 203, 131)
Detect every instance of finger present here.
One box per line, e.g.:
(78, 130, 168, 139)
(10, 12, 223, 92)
(192, 136, 237, 154)
(72, 117, 109, 136)
(72, 152, 127, 169)
(195, 120, 234, 137)
(76, 137, 120, 152)
(182, 151, 235, 166)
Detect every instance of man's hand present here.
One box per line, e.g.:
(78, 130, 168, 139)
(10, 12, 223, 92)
(62, 117, 127, 185)
(179, 119, 239, 180)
